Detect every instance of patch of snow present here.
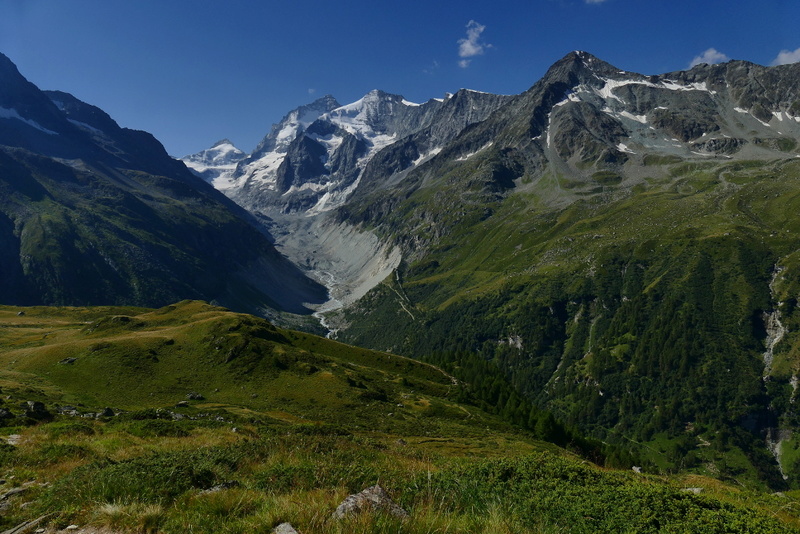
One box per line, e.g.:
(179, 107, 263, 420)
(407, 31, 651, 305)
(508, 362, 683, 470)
(369, 133, 398, 151)
(618, 110, 648, 124)
(307, 173, 365, 215)
(595, 79, 628, 103)
(617, 143, 636, 154)
(275, 123, 297, 144)
(272, 107, 328, 151)
(733, 107, 771, 127)
(601, 107, 648, 125)
(593, 78, 716, 107)
(308, 133, 344, 156)
(282, 181, 329, 196)
(773, 111, 800, 123)
(412, 146, 442, 166)
(68, 118, 103, 135)
(662, 80, 715, 94)
(0, 107, 58, 135)
(401, 99, 420, 107)
(456, 142, 492, 161)
(555, 91, 582, 108)
(234, 151, 286, 191)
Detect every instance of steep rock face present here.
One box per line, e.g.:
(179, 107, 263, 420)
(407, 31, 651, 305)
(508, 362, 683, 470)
(351, 89, 513, 201)
(224, 95, 341, 204)
(0, 53, 326, 315)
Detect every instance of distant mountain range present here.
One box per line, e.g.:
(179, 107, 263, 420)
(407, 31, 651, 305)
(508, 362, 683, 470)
(185, 51, 800, 488)
(5, 47, 800, 488)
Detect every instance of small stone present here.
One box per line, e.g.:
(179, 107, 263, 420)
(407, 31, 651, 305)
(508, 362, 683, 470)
(66, 525, 79, 530)
(175, 400, 189, 408)
(186, 392, 205, 401)
(273, 522, 299, 534)
(100, 407, 115, 417)
(16, 311, 25, 317)
(632, 466, 642, 474)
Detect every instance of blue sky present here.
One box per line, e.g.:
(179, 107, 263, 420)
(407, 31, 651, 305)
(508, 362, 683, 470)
(1, 0, 798, 157)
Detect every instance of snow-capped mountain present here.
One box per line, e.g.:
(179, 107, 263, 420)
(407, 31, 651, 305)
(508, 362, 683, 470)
(208, 89, 510, 216)
(181, 139, 246, 187)
(226, 95, 341, 196)
(334, 50, 800, 266)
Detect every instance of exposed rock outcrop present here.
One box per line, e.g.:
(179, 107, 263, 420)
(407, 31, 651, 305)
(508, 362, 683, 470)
(333, 484, 408, 520)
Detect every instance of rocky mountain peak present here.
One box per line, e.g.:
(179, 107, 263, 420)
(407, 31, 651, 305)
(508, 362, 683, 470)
(248, 94, 341, 158)
(540, 51, 632, 88)
(212, 138, 237, 148)
(182, 138, 246, 186)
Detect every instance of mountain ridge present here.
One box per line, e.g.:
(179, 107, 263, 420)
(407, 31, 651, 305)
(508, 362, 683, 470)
(0, 52, 326, 317)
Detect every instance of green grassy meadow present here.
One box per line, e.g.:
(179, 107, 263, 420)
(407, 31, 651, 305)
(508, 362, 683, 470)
(0, 301, 798, 532)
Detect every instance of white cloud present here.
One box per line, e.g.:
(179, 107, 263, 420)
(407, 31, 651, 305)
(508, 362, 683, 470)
(585, 0, 608, 3)
(423, 59, 440, 75)
(689, 48, 730, 68)
(772, 47, 800, 65)
(308, 88, 316, 95)
(458, 20, 492, 68)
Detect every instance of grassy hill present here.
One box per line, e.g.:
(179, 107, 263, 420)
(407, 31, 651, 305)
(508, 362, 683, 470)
(0, 301, 798, 532)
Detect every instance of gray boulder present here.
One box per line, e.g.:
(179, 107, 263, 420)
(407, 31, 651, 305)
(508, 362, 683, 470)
(333, 484, 408, 520)
(273, 522, 299, 534)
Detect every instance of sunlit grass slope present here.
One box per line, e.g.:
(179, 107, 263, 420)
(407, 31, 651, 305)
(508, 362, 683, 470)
(0, 301, 797, 532)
